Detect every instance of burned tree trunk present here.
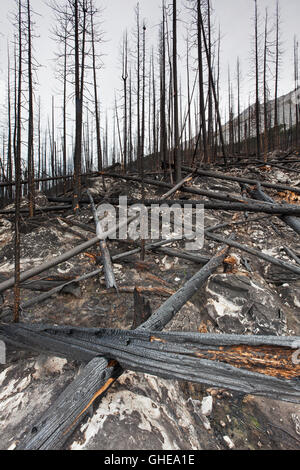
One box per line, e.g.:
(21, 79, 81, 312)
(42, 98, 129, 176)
(173, 0, 181, 182)
(26, 0, 35, 218)
(248, 183, 300, 235)
(87, 190, 117, 290)
(13, 0, 23, 323)
(11, 243, 230, 450)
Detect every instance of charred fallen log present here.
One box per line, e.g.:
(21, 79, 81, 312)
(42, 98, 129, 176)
(160, 173, 194, 199)
(154, 247, 209, 265)
(247, 184, 300, 235)
(283, 246, 300, 265)
(0, 215, 137, 295)
(105, 198, 300, 216)
(16, 357, 120, 451)
(206, 215, 270, 233)
(21, 278, 79, 295)
(11, 239, 176, 312)
(206, 232, 300, 277)
(182, 166, 300, 195)
(13, 243, 229, 450)
(0, 205, 72, 215)
(0, 274, 77, 294)
(140, 242, 231, 331)
(99, 171, 252, 204)
(87, 190, 117, 290)
(0, 172, 100, 189)
(1, 324, 299, 403)
(3, 199, 300, 216)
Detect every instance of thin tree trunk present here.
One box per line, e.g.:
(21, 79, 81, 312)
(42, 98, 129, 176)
(254, 0, 261, 160)
(14, 0, 23, 323)
(27, 0, 35, 217)
(160, 2, 167, 176)
(122, 31, 128, 171)
(197, 0, 208, 162)
(7, 44, 13, 200)
(173, 0, 181, 182)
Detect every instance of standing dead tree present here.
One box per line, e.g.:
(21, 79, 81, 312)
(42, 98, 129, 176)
(236, 58, 242, 155)
(173, 0, 182, 182)
(50, 0, 103, 212)
(13, 0, 23, 323)
(122, 31, 128, 171)
(160, 1, 168, 176)
(274, 0, 281, 148)
(254, 0, 261, 160)
(197, 0, 208, 162)
(6, 44, 13, 201)
(90, 0, 103, 173)
(26, 0, 35, 217)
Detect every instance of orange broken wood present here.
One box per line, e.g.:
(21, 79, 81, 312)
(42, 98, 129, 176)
(224, 256, 238, 266)
(150, 336, 167, 344)
(195, 344, 300, 380)
(84, 252, 98, 263)
(277, 191, 300, 204)
(260, 165, 272, 172)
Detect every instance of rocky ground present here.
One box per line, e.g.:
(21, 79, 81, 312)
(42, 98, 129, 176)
(0, 155, 300, 450)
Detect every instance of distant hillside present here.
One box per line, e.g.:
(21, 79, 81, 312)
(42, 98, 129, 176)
(224, 88, 300, 142)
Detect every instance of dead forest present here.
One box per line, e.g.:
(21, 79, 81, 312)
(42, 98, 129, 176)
(0, 0, 300, 451)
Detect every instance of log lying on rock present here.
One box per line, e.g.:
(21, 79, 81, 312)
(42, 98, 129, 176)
(101, 197, 300, 217)
(12, 239, 180, 312)
(0, 215, 137, 295)
(206, 215, 270, 233)
(0, 205, 72, 215)
(3, 198, 300, 217)
(18, 357, 120, 450)
(206, 232, 300, 277)
(87, 190, 117, 290)
(154, 247, 210, 265)
(283, 246, 300, 265)
(100, 171, 253, 204)
(161, 173, 194, 199)
(182, 166, 300, 195)
(140, 241, 231, 331)
(1, 325, 299, 403)
(0, 274, 78, 294)
(247, 183, 300, 235)
(12, 242, 230, 450)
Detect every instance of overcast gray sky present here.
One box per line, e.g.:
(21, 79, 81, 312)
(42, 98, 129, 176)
(0, 0, 299, 123)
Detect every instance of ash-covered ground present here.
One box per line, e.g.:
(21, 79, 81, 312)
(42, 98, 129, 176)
(0, 156, 300, 450)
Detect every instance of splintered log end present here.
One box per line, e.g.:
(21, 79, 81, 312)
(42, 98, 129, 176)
(260, 165, 272, 172)
(224, 256, 238, 266)
(198, 322, 208, 334)
(224, 256, 238, 274)
(278, 191, 300, 204)
(84, 252, 98, 264)
(195, 345, 300, 380)
(150, 336, 167, 344)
